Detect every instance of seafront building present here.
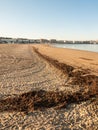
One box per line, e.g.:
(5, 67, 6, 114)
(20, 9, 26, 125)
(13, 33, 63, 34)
(0, 37, 98, 44)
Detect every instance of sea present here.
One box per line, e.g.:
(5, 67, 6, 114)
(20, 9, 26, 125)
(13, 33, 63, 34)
(52, 43, 98, 53)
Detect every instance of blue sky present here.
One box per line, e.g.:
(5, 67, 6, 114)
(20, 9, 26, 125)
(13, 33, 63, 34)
(0, 0, 98, 40)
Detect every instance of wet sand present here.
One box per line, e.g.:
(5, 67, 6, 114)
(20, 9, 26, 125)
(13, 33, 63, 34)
(0, 44, 98, 130)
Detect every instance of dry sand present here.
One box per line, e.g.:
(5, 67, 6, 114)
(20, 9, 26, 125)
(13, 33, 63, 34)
(33, 44, 98, 75)
(0, 44, 98, 130)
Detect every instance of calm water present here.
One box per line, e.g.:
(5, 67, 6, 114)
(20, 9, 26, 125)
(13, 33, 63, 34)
(52, 44, 98, 53)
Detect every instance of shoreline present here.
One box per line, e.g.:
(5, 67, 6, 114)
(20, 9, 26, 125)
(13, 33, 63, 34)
(33, 44, 98, 75)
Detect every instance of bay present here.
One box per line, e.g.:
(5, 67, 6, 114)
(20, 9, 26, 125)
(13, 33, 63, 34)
(52, 44, 98, 53)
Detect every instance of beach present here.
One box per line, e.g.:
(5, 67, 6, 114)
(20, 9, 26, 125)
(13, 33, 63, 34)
(0, 44, 98, 130)
(33, 44, 98, 75)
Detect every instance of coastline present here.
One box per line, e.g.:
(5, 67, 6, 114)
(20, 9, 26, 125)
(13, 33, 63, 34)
(33, 44, 98, 75)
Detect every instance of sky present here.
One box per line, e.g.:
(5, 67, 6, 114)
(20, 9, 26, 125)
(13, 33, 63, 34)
(0, 0, 98, 40)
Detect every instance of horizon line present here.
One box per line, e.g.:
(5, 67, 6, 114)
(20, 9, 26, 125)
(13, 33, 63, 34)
(0, 36, 98, 41)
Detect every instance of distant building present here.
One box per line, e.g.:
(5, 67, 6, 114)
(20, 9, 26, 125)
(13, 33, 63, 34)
(29, 39, 35, 43)
(96, 40, 98, 44)
(0, 37, 16, 43)
(33, 39, 40, 43)
(40, 39, 49, 43)
(16, 38, 29, 43)
(57, 40, 65, 43)
(90, 40, 97, 44)
(74, 41, 83, 44)
(82, 41, 91, 44)
(65, 40, 73, 44)
(50, 39, 57, 43)
(0, 37, 97, 44)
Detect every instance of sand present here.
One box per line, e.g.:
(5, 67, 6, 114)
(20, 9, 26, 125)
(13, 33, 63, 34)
(0, 44, 98, 130)
(33, 44, 98, 75)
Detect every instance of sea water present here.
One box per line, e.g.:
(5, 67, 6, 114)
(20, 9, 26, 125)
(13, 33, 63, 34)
(52, 44, 98, 53)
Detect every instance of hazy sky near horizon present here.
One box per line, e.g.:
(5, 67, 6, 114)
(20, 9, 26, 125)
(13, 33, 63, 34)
(0, 0, 98, 40)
